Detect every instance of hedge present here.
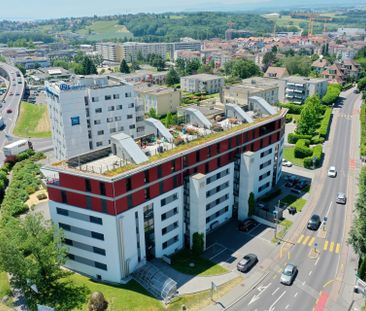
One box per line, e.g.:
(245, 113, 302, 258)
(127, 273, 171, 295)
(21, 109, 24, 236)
(285, 114, 293, 123)
(280, 103, 303, 114)
(304, 144, 323, 169)
(295, 139, 313, 158)
(322, 84, 341, 105)
(342, 83, 353, 91)
(318, 107, 332, 138)
(311, 135, 325, 144)
(361, 104, 366, 156)
(288, 133, 312, 144)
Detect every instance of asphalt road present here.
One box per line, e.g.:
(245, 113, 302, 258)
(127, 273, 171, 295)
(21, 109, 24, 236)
(0, 62, 53, 164)
(228, 89, 361, 311)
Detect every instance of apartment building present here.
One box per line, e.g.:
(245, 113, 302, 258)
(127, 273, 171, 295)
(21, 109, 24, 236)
(96, 42, 123, 63)
(222, 77, 282, 108)
(45, 76, 145, 160)
(122, 42, 169, 62)
(180, 74, 224, 94)
(283, 76, 328, 104)
(44, 99, 286, 283)
(134, 83, 181, 116)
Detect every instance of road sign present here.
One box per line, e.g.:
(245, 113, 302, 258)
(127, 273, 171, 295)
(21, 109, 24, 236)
(324, 216, 328, 222)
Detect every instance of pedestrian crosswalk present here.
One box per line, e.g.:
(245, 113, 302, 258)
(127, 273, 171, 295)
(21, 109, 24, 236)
(297, 234, 341, 254)
(338, 113, 352, 119)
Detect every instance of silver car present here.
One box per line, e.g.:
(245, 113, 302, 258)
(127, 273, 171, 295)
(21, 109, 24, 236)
(336, 192, 347, 204)
(280, 264, 298, 285)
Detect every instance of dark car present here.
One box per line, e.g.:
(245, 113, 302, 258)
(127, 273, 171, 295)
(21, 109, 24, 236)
(307, 214, 321, 230)
(294, 180, 309, 190)
(239, 219, 258, 232)
(6, 109, 12, 114)
(280, 264, 298, 285)
(237, 254, 258, 273)
(288, 206, 297, 215)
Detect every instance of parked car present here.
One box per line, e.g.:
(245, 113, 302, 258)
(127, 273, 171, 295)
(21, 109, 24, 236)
(6, 108, 12, 114)
(239, 219, 258, 232)
(8, 93, 13, 96)
(336, 192, 347, 204)
(280, 264, 298, 285)
(328, 166, 337, 178)
(294, 180, 309, 190)
(285, 176, 299, 188)
(288, 206, 297, 215)
(282, 159, 293, 167)
(354, 89, 360, 94)
(237, 254, 258, 273)
(307, 214, 321, 230)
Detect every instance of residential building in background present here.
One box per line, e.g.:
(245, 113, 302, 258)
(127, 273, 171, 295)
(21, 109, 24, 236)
(222, 77, 281, 107)
(283, 76, 328, 104)
(134, 83, 181, 116)
(28, 67, 72, 86)
(122, 42, 169, 62)
(44, 99, 285, 283)
(264, 67, 289, 79)
(13, 56, 50, 69)
(96, 42, 123, 63)
(45, 75, 145, 160)
(180, 74, 224, 94)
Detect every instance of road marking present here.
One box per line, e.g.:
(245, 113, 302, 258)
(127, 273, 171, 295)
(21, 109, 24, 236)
(273, 275, 277, 280)
(335, 243, 341, 254)
(309, 270, 313, 276)
(294, 292, 298, 298)
(272, 287, 280, 295)
(288, 252, 291, 260)
(314, 291, 330, 311)
(303, 235, 310, 245)
(315, 257, 320, 266)
(324, 240, 329, 251)
(308, 237, 315, 247)
(325, 201, 332, 218)
(323, 279, 336, 288)
(297, 234, 304, 244)
(268, 290, 286, 311)
(285, 304, 290, 310)
(329, 242, 335, 252)
(248, 282, 272, 305)
(302, 281, 306, 286)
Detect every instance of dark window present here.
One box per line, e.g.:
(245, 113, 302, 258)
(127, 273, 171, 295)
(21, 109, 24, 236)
(127, 195, 133, 209)
(144, 170, 149, 183)
(85, 179, 91, 192)
(59, 223, 71, 231)
(56, 207, 68, 216)
(144, 188, 150, 200)
(64, 238, 73, 246)
(93, 247, 106, 256)
(126, 178, 131, 191)
(157, 165, 162, 178)
(171, 160, 176, 172)
(86, 196, 92, 209)
(91, 232, 104, 240)
(100, 183, 106, 195)
(61, 191, 67, 204)
(94, 262, 108, 270)
(101, 199, 108, 213)
(90, 216, 103, 225)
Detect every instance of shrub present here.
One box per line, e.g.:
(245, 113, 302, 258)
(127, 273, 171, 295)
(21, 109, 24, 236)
(303, 144, 323, 169)
(318, 107, 332, 138)
(192, 232, 204, 256)
(37, 193, 47, 200)
(294, 139, 313, 158)
(288, 133, 312, 144)
(311, 135, 325, 144)
(342, 83, 353, 91)
(285, 114, 293, 123)
(322, 84, 341, 105)
(280, 103, 303, 114)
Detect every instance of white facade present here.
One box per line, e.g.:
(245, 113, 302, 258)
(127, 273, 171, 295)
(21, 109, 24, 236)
(122, 42, 169, 62)
(180, 74, 224, 94)
(46, 76, 145, 160)
(96, 42, 123, 62)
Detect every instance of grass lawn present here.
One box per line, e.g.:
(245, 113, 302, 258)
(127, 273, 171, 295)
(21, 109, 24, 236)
(77, 20, 133, 41)
(272, 219, 293, 243)
(287, 114, 300, 122)
(281, 195, 307, 212)
(283, 146, 304, 167)
(13, 102, 51, 138)
(171, 250, 229, 276)
(0, 272, 10, 298)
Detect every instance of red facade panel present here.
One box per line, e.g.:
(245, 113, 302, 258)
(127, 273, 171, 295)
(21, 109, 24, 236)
(210, 144, 218, 156)
(200, 148, 208, 161)
(90, 179, 100, 195)
(59, 173, 85, 191)
(208, 158, 218, 172)
(114, 179, 126, 196)
(148, 166, 158, 182)
(162, 162, 172, 176)
(91, 197, 102, 213)
(262, 136, 270, 148)
(132, 189, 145, 207)
(67, 192, 86, 209)
(186, 153, 196, 166)
(175, 158, 182, 171)
(107, 200, 115, 215)
(48, 187, 62, 202)
(253, 140, 261, 151)
(149, 183, 160, 198)
(164, 177, 174, 192)
(254, 128, 260, 139)
(115, 197, 128, 214)
(131, 172, 144, 189)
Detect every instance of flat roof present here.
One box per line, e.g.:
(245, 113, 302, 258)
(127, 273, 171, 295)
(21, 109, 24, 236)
(182, 74, 223, 81)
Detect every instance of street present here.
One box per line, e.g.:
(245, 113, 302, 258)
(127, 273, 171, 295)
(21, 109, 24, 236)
(227, 89, 361, 311)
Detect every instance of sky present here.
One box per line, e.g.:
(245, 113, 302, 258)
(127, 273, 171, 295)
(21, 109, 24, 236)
(0, 0, 364, 21)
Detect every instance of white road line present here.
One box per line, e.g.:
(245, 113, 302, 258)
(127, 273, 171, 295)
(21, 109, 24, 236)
(325, 201, 332, 218)
(294, 292, 298, 298)
(302, 281, 306, 286)
(268, 290, 286, 311)
(285, 304, 290, 309)
(272, 287, 280, 295)
(315, 257, 320, 266)
(309, 270, 313, 276)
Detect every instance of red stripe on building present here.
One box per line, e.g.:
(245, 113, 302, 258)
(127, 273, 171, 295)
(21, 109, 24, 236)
(315, 292, 329, 311)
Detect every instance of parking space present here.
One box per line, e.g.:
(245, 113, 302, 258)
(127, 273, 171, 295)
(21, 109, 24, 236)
(203, 220, 275, 270)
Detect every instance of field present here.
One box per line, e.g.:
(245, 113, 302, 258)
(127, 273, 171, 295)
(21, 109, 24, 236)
(77, 20, 133, 41)
(13, 102, 51, 138)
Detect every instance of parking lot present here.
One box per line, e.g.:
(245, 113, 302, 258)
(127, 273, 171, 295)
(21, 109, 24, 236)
(203, 219, 276, 271)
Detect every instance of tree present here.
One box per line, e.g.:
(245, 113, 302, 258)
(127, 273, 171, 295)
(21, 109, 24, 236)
(322, 84, 341, 105)
(164, 112, 173, 127)
(120, 59, 130, 74)
(0, 214, 87, 310)
(88, 292, 108, 311)
(82, 56, 97, 75)
(175, 57, 186, 74)
(263, 52, 277, 71)
(358, 77, 366, 91)
(224, 59, 261, 79)
(282, 56, 312, 76)
(248, 192, 255, 217)
(148, 107, 158, 119)
(296, 96, 322, 136)
(15, 64, 26, 75)
(192, 232, 204, 256)
(130, 61, 140, 71)
(166, 68, 180, 86)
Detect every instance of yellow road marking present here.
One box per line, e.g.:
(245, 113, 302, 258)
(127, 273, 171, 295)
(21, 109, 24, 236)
(323, 279, 336, 288)
(303, 235, 310, 245)
(324, 240, 329, 251)
(308, 237, 315, 247)
(335, 243, 341, 254)
(288, 251, 291, 260)
(297, 234, 304, 244)
(329, 242, 335, 252)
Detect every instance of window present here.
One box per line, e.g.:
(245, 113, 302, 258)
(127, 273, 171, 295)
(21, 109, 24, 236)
(206, 194, 229, 211)
(258, 182, 271, 193)
(206, 181, 229, 197)
(162, 235, 179, 249)
(90, 216, 103, 225)
(91, 231, 104, 240)
(95, 108, 102, 113)
(128, 103, 134, 108)
(259, 171, 271, 181)
(61, 191, 67, 204)
(260, 160, 272, 170)
(110, 128, 116, 133)
(85, 179, 91, 192)
(125, 92, 131, 98)
(67, 253, 107, 271)
(96, 142, 103, 147)
(161, 193, 178, 206)
(162, 221, 178, 235)
(71, 116, 80, 126)
(92, 97, 99, 102)
(260, 148, 272, 158)
(105, 95, 111, 100)
(113, 94, 120, 99)
(115, 116, 122, 121)
(206, 206, 229, 223)
(206, 168, 230, 185)
(56, 207, 68, 216)
(94, 120, 101, 125)
(118, 126, 124, 131)
(161, 208, 178, 221)
(127, 114, 133, 119)
(97, 130, 104, 135)
(116, 105, 123, 110)
(108, 106, 115, 111)
(129, 124, 135, 129)
(106, 117, 113, 123)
